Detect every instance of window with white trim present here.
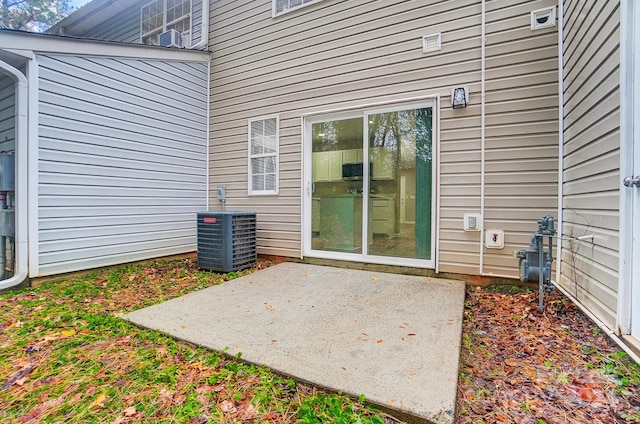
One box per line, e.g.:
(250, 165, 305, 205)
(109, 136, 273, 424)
(141, 0, 191, 46)
(273, 0, 321, 16)
(248, 117, 279, 195)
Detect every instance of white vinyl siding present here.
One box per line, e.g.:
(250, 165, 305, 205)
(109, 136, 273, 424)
(36, 54, 208, 276)
(248, 116, 279, 195)
(0, 75, 15, 152)
(86, 6, 143, 44)
(561, 0, 620, 328)
(209, 0, 559, 268)
(191, 0, 204, 46)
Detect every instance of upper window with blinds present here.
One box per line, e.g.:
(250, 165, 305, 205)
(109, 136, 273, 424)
(273, 0, 322, 16)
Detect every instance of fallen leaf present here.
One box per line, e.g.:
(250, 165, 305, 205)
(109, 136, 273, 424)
(377, 339, 383, 343)
(219, 399, 237, 413)
(240, 403, 258, 419)
(90, 393, 109, 410)
(123, 406, 137, 417)
(61, 329, 76, 337)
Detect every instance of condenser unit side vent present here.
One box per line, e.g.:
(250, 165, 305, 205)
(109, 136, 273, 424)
(197, 211, 257, 273)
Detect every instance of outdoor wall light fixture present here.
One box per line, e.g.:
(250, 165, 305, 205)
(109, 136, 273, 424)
(451, 86, 469, 109)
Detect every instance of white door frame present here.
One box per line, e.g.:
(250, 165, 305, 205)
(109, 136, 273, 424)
(618, 0, 640, 338)
(301, 99, 438, 269)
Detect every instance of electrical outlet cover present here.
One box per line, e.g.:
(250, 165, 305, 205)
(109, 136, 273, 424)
(485, 229, 504, 249)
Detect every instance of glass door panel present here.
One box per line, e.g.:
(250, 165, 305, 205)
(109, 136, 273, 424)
(366, 107, 433, 260)
(310, 117, 364, 253)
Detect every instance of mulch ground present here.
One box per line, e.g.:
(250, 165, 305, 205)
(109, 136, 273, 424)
(456, 285, 640, 423)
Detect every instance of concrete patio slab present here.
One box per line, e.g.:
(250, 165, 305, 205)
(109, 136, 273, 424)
(123, 262, 466, 424)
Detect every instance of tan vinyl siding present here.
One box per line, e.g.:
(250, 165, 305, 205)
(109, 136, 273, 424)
(561, 0, 620, 328)
(209, 0, 558, 272)
(480, 0, 559, 276)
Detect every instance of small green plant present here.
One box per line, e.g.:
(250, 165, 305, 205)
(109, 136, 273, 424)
(556, 373, 570, 384)
(297, 392, 385, 424)
(598, 351, 640, 390)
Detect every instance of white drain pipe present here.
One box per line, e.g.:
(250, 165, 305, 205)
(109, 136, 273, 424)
(191, 0, 210, 50)
(0, 59, 29, 291)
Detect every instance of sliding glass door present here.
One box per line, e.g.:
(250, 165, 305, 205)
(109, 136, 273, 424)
(310, 115, 364, 253)
(305, 102, 435, 267)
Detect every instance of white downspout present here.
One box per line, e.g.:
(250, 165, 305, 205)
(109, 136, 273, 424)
(205, 59, 211, 210)
(191, 0, 210, 50)
(0, 60, 28, 290)
(555, 0, 564, 283)
(193, 0, 210, 215)
(479, 0, 487, 275)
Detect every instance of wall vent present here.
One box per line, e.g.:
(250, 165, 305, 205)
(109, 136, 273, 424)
(197, 211, 257, 272)
(159, 29, 183, 47)
(422, 33, 441, 53)
(531, 6, 556, 30)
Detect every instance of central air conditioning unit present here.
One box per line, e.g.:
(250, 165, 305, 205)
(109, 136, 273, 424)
(197, 211, 257, 273)
(159, 29, 182, 47)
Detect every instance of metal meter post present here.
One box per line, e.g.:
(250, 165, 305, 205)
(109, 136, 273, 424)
(516, 215, 555, 312)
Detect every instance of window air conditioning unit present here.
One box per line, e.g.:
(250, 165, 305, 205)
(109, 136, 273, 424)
(197, 211, 257, 273)
(159, 29, 182, 47)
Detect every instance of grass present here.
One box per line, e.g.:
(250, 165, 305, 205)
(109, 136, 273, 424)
(0, 257, 390, 423)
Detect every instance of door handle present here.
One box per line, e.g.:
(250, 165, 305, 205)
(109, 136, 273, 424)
(623, 176, 640, 188)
